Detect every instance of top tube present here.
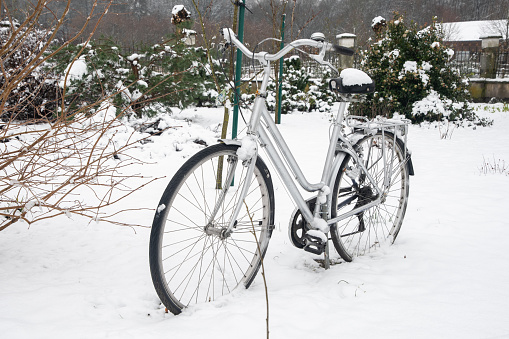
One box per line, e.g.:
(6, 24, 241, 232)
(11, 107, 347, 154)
(221, 28, 331, 63)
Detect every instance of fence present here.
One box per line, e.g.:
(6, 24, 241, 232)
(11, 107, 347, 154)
(119, 44, 509, 81)
(449, 47, 508, 78)
(240, 47, 509, 80)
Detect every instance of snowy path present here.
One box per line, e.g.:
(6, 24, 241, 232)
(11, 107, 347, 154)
(1, 104, 508, 338)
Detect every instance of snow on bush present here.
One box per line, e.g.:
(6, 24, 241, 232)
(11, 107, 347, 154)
(0, 18, 61, 120)
(59, 56, 88, 90)
(350, 14, 488, 125)
(412, 90, 449, 116)
(51, 35, 224, 118)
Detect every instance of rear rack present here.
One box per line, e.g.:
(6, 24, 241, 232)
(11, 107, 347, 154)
(345, 115, 411, 160)
(346, 115, 410, 131)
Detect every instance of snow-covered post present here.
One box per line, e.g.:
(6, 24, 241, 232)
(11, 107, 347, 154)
(480, 35, 501, 78)
(371, 16, 387, 38)
(336, 33, 356, 69)
(171, 5, 192, 39)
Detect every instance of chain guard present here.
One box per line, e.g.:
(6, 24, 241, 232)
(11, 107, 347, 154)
(288, 197, 317, 249)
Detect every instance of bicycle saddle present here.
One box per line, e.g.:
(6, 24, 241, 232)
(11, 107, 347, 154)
(329, 68, 375, 94)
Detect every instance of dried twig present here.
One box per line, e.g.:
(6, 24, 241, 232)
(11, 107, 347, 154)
(244, 201, 269, 339)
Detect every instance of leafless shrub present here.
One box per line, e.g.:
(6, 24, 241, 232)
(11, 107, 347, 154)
(0, 1, 161, 231)
(438, 121, 455, 139)
(0, 104, 160, 230)
(479, 155, 509, 176)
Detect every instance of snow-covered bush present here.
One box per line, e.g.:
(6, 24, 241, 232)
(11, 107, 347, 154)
(242, 56, 334, 114)
(0, 19, 60, 120)
(350, 14, 485, 125)
(52, 37, 224, 118)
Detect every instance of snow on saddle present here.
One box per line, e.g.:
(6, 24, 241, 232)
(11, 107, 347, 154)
(329, 68, 375, 94)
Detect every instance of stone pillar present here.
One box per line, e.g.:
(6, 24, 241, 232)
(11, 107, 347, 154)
(336, 33, 356, 69)
(480, 35, 501, 78)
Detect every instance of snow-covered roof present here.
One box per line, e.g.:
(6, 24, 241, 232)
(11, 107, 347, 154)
(440, 20, 507, 41)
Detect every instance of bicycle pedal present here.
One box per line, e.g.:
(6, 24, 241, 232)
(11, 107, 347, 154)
(303, 233, 326, 255)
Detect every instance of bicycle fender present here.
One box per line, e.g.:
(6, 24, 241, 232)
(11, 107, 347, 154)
(391, 135, 415, 176)
(218, 139, 242, 147)
(407, 153, 415, 176)
(326, 152, 347, 196)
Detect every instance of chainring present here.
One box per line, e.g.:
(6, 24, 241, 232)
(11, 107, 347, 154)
(288, 197, 317, 249)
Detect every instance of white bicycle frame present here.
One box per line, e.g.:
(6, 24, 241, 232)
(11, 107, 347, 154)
(215, 28, 390, 237)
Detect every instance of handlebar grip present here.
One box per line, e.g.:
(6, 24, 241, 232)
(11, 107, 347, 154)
(221, 28, 236, 43)
(332, 45, 355, 56)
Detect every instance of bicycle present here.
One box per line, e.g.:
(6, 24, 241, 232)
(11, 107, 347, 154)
(149, 28, 414, 315)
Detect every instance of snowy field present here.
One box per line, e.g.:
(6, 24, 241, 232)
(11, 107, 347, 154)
(1, 103, 509, 338)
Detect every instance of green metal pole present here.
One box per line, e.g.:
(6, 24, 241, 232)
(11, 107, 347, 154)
(276, 14, 286, 125)
(232, 0, 246, 139)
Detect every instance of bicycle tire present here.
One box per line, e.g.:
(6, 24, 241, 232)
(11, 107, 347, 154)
(149, 143, 275, 315)
(330, 131, 410, 262)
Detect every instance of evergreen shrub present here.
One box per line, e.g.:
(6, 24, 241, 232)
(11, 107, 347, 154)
(350, 14, 491, 126)
(52, 35, 224, 118)
(241, 56, 334, 114)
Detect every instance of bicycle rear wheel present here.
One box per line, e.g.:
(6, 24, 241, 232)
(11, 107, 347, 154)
(330, 131, 410, 262)
(149, 143, 275, 315)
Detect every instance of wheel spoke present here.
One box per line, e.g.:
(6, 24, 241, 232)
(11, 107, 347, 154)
(149, 144, 274, 314)
(331, 132, 409, 261)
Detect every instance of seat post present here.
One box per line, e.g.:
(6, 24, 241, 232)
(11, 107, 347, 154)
(336, 101, 348, 126)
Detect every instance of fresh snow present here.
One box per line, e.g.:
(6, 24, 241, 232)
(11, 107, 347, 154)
(127, 53, 146, 62)
(399, 61, 431, 86)
(306, 229, 328, 243)
(336, 33, 356, 39)
(236, 134, 257, 161)
(412, 90, 448, 116)
(316, 185, 330, 204)
(372, 16, 385, 28)
(340, 68, 373, 86)
(1, 103, 509, 338)
(310, 217, 330, 234)
(59, 56, 87, 88)
(171, 5, 188, 16)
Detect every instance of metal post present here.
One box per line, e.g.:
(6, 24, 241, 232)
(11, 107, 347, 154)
(232, 0, 246, 139)
(276, 14, 286, 125)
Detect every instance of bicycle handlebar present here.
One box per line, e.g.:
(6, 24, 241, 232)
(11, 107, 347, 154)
(221, 28, 354, 65)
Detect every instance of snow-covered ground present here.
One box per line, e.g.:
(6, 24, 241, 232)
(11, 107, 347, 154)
(1, 103, 508, 338)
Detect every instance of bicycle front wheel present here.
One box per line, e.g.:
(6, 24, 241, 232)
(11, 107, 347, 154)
(149, 143, 275, 315)
(331, 131, 410, 262)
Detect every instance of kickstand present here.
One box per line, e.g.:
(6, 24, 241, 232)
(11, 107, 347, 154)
(324, 235, 330, 270)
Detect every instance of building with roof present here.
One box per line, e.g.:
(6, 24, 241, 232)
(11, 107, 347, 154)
(440, 20, 508, 51)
